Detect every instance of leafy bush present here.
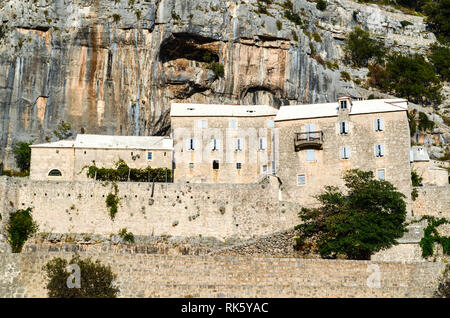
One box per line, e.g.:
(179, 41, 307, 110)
(316, 0, 328, 11)
(1, 169, 29, 177)
(340, 71, 351, 82)
(276, 20, 282, 31)
(112, 14, 121, 22)
(429, 44, 450, 82)
(368, 54, 443, 106)
(206, 62, 225, 78)
(411, 169, 423, 187)
(345, 27, 386, 66)
(400, 20, 413, 27)
(435, 265, 450, 298)
(295, 169, 407, 260)
(7, 207, 38, 253)
(43, 255, 119, 298)
(118, 228, 135, 243)
(82, 159, 172, 182)
(284, 10, 302, 26)
(12, 141, 33, 172)
(53, 121, 72, 140)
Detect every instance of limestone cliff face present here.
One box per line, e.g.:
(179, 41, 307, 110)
(0, 0, 437, 167)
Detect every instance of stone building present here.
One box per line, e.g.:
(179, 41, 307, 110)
(30, 134, 173, 181)
(274, 97, 413, 205)
(170, 103, 278, 183)
(410, 146, 448, 186)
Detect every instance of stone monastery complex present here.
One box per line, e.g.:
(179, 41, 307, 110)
(29, 96, 444, 210)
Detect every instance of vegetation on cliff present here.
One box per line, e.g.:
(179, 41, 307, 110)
(43, 255, 119, 298)
(7, 207, 38, 253)
(294, 169, 407, 260)
(11, 141, 32, 173)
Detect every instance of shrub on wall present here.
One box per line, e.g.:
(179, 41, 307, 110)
(12, 141, 33, 172)
(106, 183, 120, 220)
(7, 207, 38, 253)
(82, 159, 173, 182)
(295, 169, 407, 260)
(118, 228, 135, 243)
(43, 255, 119, 298)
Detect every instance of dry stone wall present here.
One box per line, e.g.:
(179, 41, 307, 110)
(0, 176, 300, 240)
(0, 251, 446, 298)
(412, 186, 450, 218)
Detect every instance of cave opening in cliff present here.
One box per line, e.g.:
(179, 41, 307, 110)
(159, 34, 219, 64)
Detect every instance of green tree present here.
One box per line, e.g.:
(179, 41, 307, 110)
(295, 169, 407, 260)
(423, 0, 450, 41)
(429, 44, 450, 81)
(53, 121, 72, 140)
(345, 27, 386, 66)
(12, 141, 33, 172)
(7, 207, 38, 253)
(43, 255, 119, 298)
(368, 54, 443, 106)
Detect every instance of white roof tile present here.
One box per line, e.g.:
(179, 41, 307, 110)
(170, 103, 278, 117)
(31, 134, 173, 150)
(274, 99, 408, 121)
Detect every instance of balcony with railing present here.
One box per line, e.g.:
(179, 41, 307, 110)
(294, 131, 324, 151)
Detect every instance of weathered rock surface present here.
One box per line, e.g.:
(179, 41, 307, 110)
(0, 0, 443, 167)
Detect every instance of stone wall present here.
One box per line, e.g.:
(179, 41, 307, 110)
(0, 252, 445, 298)
(412, 185, 450, 218)
(0, 176, 300, 240)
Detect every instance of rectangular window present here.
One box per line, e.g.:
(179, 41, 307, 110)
(374, 118, 384, 131)
(211, 138, 220, 151)
(234, 138, 243, 151)
(340, 146, 350, 159)
(378, 169, 385, 180)
(340, 100, 347, 110)
(258, 137, 267, 150)
(306, 149, 315, 162)
(236, 163, 242, 170)
(297, 174, 306, 185)
(187, 138, 196, 151)
(213, 160, 219, 170)
(267, 120, 275, 128)
(375, 144, 385, 157)
(189, 163, 194, 170)
(340, 121, 349, 134)
(147, 152, 153, 160)
(201, 120, 207, 129)
(262, 165, 268, 173)
(229, 119, 237, 129)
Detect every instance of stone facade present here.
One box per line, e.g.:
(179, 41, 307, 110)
(29, 135, 173, 181)
(412, 185, 450, 218)
(0, 251, 446, 298)
(276, 105, 412, 208)
(0, 176, 300, 240)
(171, 109, 277, 184)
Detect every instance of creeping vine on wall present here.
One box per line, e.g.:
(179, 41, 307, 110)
(411, 216, 450, 258)
(105, 183, 120, 220)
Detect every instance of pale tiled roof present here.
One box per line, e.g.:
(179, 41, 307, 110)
(170, 103, 278, 117)
(31, 134, 173, 150)
(274, 99, 408, 121)
(411, 146, 430, 162)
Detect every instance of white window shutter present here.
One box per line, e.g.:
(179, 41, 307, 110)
(344, 121, 349, 133)
(410, 150, 414, 162)
(216, 138, 221, 150)
(201, 120, 207, 129)
(340, 147, 345, 159)
(346, 146, 350, 158)
(380, 144, 385, 157)
(306, 150, 315, 161)
(267, 120, 274, 128)
(210, 139, 216, 150)
(192, 138, 197, 150)
(262, 137, 267, 150)
(234, 138, 239, 150)
(374, 145, 378, 157)
(374, 119, 378, 131)
(239, 138, 244, 150)
(186, 138, 192, 150)
(379, 118, 384, 131)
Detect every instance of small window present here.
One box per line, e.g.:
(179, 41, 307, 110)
(375, 144, 385, 157)
(48, 169, 62, 177)
(84, 151, 87, 155)
(340, 121, 349, 134)
(378, 169, 385, 180)
(234, 138, 243, 151)
(258, 137, 267, 150)
(267, 120, 275, 128)
(213, 160, 219, 170)
(211, 138, 220, 151)
(340, 146, 350, 159)
(187, 138, 196, 151)
(131, 152, 133, 156)
(236, 163, 242, 170)
(229, 119, 237, 129)
(148, 152, 152, 160)
(164, 152, 166, 156)
(306, 149, 315, 162)
(201, 120, 207, 129)
(56, 150, 59, 154)
(340, 100, 347, 110)
(189, 163, 194, 170)
(297, 174, 306, 185)
(262, 165, 268, 173)
(374, 118, 384, 131)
